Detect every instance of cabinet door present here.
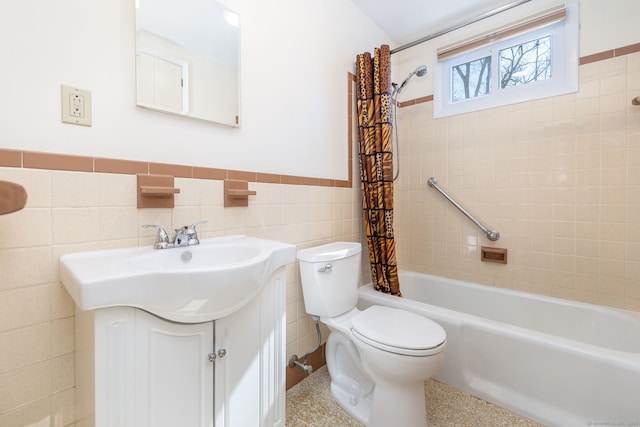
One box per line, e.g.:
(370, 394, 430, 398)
(215, 269, 286, 427)
(94, 307, 137, 427)
(214, 296, 261, 427)
(135, 310, 214, 427)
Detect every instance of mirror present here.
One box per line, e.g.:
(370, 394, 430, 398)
(135, 0, 240, 126)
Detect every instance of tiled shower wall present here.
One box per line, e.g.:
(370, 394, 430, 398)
(395, 48, 640, 311)
(0, 166, 362, 426)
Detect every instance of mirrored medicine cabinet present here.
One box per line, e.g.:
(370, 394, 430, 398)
(135, 0, 240, 126)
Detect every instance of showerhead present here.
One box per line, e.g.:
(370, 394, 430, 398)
(414, 65, 429, 77)
(392, 65, 429, 94)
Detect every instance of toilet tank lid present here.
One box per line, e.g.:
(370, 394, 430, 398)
(297, 242, 362, 262)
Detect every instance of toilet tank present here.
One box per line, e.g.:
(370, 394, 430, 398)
(297, 242, 362, 317)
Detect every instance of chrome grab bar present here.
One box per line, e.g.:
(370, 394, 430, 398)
(427, 177, 500, 241)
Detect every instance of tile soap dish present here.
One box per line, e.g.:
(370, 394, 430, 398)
(137, 174, 180, 208)
(224, 179, 256, 207)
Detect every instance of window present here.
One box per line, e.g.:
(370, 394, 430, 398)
(451, 56, 491, 102)
(434, 3, 578, 118)
(499, 36, 551, 88)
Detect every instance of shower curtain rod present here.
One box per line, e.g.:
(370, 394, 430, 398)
(390, 0, 532, 55)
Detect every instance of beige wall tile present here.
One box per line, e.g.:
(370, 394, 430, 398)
(98, 207, 139, 241)
(49, 283, 75, 320)
(51, 388, 75, 427)
(174, 177, 201, 207)
(52, 353, 74, 393)
(198, 179, 224, 206)
(98, 173, 137, 207)
(0, 208, 52, 249)
(199, 205, 226, 233)
(0, 246, 55, 291)
(51, 171, 99, 208)
(601, 56, 627, 77)
(0, 285, 52, 332)
(0, 397, 52, 427)
(0, 323, 50, 375)
(52, 208, 99, 245)
(0, 360, 51, 414)
(52, 317, 74, 357)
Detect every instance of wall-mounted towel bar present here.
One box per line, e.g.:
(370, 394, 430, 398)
(427, 177, 500, 241)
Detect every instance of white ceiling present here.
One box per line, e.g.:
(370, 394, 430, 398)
(350, 0, 529, 47)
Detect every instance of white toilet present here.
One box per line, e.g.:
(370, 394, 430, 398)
(297, 242, 446, 427)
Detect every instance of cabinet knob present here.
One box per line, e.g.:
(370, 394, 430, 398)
(208, 348, 227, 363)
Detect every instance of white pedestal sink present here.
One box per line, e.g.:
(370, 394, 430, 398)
(59, 235, 296, 427)
(60, 234, 294, 323)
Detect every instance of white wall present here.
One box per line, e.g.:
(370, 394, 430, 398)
(391, 0, 640, 102)
(0, 0, 390, 180)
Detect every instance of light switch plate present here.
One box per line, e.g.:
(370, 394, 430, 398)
(61, 85, 92, 126)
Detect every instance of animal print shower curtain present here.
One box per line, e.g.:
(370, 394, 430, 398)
(355, 45, 401, 297)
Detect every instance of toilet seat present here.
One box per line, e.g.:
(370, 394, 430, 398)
(351, 306, 446, 356)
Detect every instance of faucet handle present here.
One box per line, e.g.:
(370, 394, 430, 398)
(184, 220, 208, 245)
(186, 220, 208, 234)
(142, 224, 171, 249)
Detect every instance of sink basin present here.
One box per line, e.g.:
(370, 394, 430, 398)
(59, 235, 296, 323)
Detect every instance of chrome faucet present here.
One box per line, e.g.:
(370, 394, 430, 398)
(142, 221, 207, 249)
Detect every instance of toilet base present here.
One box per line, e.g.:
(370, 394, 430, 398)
(330, 382, 373, 425)
(368, 380, 427, 427)
(331, 379, 428, 427)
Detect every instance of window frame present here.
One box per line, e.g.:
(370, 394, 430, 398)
(433, 2, 578, 118)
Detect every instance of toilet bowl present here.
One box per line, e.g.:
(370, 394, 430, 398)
(297, 242, 446, 427)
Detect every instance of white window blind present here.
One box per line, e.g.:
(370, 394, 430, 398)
(436, 5, 566, 62)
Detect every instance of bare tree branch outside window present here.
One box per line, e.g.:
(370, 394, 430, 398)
(499, 36, 551, 88)
(451, 56, 491, 102)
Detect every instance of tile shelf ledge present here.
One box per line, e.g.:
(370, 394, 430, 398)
(139, 186, 181, 196)
(227, 189, 257, 198)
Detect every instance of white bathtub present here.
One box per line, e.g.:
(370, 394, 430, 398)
(357, 271, 640, 427)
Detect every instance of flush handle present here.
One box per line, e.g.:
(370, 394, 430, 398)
(318, 263, 333, 273)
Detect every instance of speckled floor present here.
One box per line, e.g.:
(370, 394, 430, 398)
(286, 366, 542, 427)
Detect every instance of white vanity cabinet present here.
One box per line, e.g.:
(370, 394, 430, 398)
(75, 268, 286, 427)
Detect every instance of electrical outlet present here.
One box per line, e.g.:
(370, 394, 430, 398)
(69, 93, 84, 117)
(61, 85, 92, 126)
